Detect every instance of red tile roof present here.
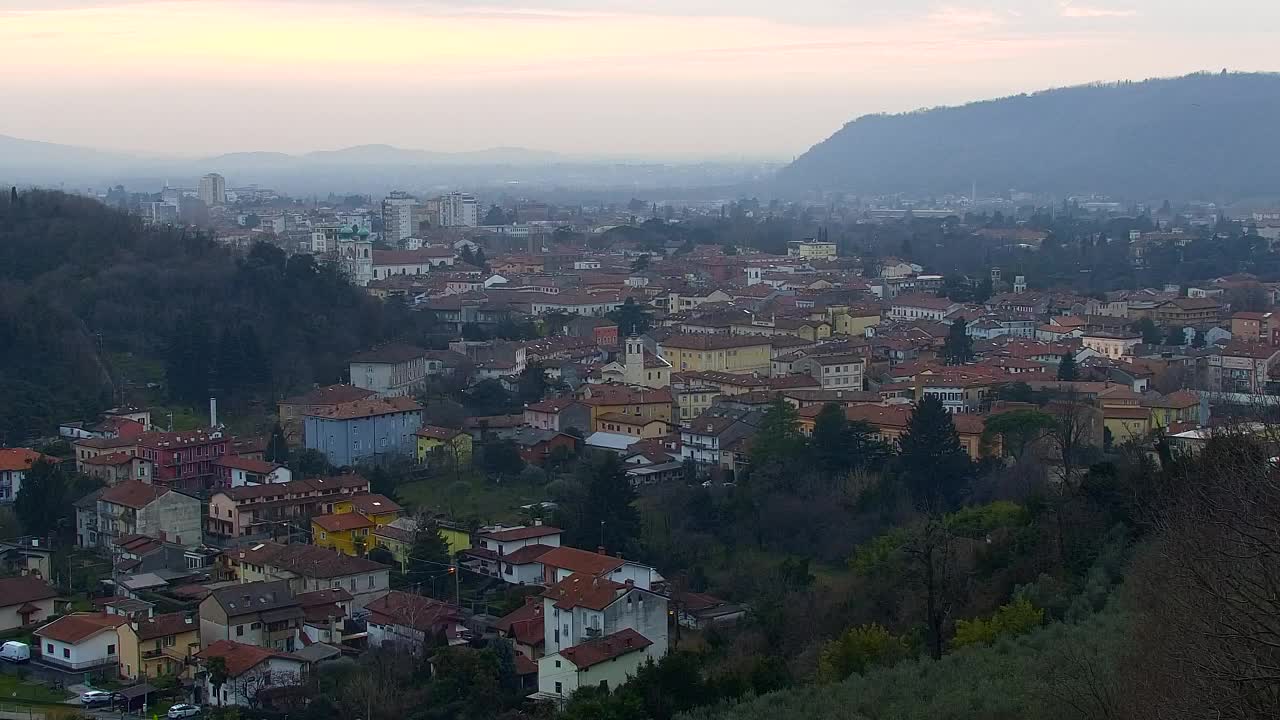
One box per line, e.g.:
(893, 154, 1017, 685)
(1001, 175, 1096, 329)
(214, 456, 281, 474)
(559, 628, 651, 670)
(312, 513, 375, 532)
(537, 546, 624, 577)
(415, 425, 464, 441)
(0, 576, 57, 608)
(0, 448, 53, 472)
(501, 544, 557, 565)
(307, 396, 422, 420)
(35, 612, 127, 644)
(281, 384, 378, 407)
(479, 525, 563, 542)
(345, 494, 402, 515)
(542, 573, 627, 611)
(199, 640, 300, 677)
(364, 591, 461, 633)
(100, 480, 170, 509)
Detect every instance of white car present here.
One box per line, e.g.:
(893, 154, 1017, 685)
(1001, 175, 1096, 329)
(80, 691, 114, 706)
(166, 704, 201, 719)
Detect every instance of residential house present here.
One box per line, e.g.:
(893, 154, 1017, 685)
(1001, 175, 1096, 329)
(1144, 390, 1202, 429)
(365, 591, 466, 653)
(1208, 342, 1280, 393)
(496, 597, 546, 659)
(656, 333, 772, 374)
(680, 410, 760, 468)
(0, 575, 57, 631)
(92, 481, 202, 550)
(73, 436, 140, 474)
(198, 580, 303, 651)
(462, 524, 563, 580)
(537, 629, 657, 699)
(1231, 311, 1280, 345)
(1153, 297, 1222, 329)
(593, 413, 670, 439)
(888, 295, 962, 322)
(538, 546, 660, 590)
(296, 587, 354, 646)
(277, 385, 377, 442)
(34, 612, 127, 674)
(205, 474, 370, 545)
(371, 523, 416, 571)
(81, 452, 154, 487)
(230, 542, 391, 609)
(117, 611, 200, 681)
(0, 448, 55, 503)
(509, 428, 579, 466)
(136, 430, 231, 494)
(1081, 332, 1142, 359)
(539, 573, 668, 690)
(671, 591, 747, 630)
(792, 354, 866, 390)
(415, 425, 474, 466)
(349, 344, 432, 397)
(197, 640, 306, 707)
(1103, 406, 1151, 445)
(577, 384, 674, 428)
(214, 457, 291, 489)
(311, 493, 402, 556)
(303, 396, 423, 467)
(524, 399, 592, 434)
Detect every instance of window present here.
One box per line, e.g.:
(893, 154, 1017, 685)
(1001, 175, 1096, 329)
(349, 578, 356, 590)
(555, 682, 562, 694)
(251, 622, 262, 630)
(554, 660, 561, 668)
(46, 643, 52, 654)
(107, 644, 116, 655)
(63, 648, 70, 658)
(236, 625, 244, 637)
(368, 575, 374, 589)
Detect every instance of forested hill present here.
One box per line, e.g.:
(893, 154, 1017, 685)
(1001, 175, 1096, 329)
(778, 72, 1280, 201)
(0, 190, 423, 441)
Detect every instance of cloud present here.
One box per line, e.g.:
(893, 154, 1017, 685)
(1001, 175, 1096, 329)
(1059, 3, 1139, 18)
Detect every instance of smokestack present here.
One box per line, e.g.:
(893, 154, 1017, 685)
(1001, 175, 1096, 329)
(210, 397, 218, 428)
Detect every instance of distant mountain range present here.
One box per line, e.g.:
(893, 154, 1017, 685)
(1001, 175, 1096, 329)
(778, 72, 1280, 201)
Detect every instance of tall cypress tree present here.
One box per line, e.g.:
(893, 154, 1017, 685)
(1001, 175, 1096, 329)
(1057, 351, 1078, 381)
(897, 397, 973, 513)
(943, 320, 973, 365)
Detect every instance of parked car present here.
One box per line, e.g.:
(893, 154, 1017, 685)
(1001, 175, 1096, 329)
(166, 704, 201, 719)
(80, 690, 115, 706)
(0, 641, 30, 663)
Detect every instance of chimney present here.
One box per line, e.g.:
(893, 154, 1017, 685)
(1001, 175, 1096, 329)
(130, 621, 138, 631)
(534, 518, 543, 527)
(210, 398, 218, 428)
(624, 578, 634, 589)
(597, 545, 606, 555)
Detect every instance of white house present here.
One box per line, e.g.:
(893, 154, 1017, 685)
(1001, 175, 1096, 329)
(792, 354, 865, 390)
(214, 457, 292, 488)
(34, 612, 127, 672)
(0, 448, 53, 503)
(537, 628, 656, 699)
(349, 343, 431, 397)
(541, 574, 668, 658)
(199, 640, 306, 707)
(462, 524, 563, 581)
(536, 546, 660, 590)
(370, 248, 456, 280)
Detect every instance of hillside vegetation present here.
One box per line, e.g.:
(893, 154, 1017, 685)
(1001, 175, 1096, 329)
(779, 72, 1280, 200)
(0, 190, 429, 440)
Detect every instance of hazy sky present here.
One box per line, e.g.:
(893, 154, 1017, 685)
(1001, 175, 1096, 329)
(3, 0, 1278, 158)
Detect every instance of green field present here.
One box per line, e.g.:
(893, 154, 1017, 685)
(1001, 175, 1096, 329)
(396, 472, 551, 524)
(0, 674, 74, 704)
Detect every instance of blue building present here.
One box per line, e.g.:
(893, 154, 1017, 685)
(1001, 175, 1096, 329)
(303, 397, 424, 467)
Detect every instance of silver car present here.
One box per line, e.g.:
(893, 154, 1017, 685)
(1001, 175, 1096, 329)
(166, 704, 201, 719)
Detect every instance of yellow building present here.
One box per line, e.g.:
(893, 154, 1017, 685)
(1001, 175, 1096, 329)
(826, 306, 882, 337)
(117, 612, 201, 681)
(787, 238, 837, 260)
(415, 425, 473, 466)
(334, 494, 403, 526)
(594, 413, 672, 438)
(437, 522, 472, 555)
(657, 333, 772, 374)
(578, 384, 674, 427)
(312, 513, 376, 556)
(1145, 390, 1200, 429)
(1103, 407, 1151, 444)
(372, 524, 414, 571)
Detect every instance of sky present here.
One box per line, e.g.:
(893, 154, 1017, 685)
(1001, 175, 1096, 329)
(3, 0, 1279, 159)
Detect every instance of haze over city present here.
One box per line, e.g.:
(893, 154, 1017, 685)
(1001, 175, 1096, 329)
(5, 0, 1279, 158)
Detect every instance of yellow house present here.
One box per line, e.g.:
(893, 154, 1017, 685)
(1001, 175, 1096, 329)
(437, 521, 472, 556)
(1103, 407, 1151, 445)
(1145, 390, 1200, 429)
(415, 425, 473, 466)
(312, 513, 376, 556)
(372, 524, 414, 571)
(578, 384, 674, 428)
(334, 494, 404, 526)
(657, 333, 772, 374)
(117, 612, 201, 681)
(826, 306, 882, 337)
(593, 413, 672, 438)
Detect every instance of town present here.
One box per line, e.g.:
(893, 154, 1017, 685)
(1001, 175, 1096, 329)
(1, 173, 1279, 720)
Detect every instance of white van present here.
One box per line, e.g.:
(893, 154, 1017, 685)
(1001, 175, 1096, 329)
(0, 641, 30, 663)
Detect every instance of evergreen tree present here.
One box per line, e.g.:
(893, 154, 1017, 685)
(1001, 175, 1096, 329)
(748, 399, 806, 472)
(943, 320, 974, 365)
(1057, 351, 1078, 381)
(897, 397, 973, 513)
(266, 422, 289, 464)
(473, 247, 488, 270)
(558, 454, 641, 554)
(608, 297, 653, 336)
(810, 403, 850, 476)
(15, 460, 70, 538)
(516, 363, 549, 403)
(1165, 325, 1187, 346)
(405, 523, 453, 597)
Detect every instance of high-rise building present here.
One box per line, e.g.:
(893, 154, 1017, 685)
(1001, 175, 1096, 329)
(439, 192, 478, 228)
(381, 192, 418, 244)
(198, 173, 226, 206)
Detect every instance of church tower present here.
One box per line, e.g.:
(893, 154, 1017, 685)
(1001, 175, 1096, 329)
(624, 335, 645, 386)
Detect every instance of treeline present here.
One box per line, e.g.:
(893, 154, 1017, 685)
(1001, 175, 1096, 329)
(0, 190, 436, 440)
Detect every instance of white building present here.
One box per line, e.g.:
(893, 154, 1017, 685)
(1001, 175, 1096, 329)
(199, 640, 306, 707)
(382, 192, 418, 243)
(537, 628, 657, 699)
(198, 173, 226, 207)
(439, 192, 478, 228)
(792, 354, 865, 390)
(349, 343, 431, 397)
(34, 612, 127, 672)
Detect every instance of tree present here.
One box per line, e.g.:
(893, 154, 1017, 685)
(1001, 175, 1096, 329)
(942, 320, 973, 365)
(809, 403, 850, 476)
(266, 422, 289, 464)
(1056, 351, 1078, 381)
(290, 449, 331, 478)
(516, 363, 549, 403)
(630, 254, 651, 272)
(1132, 317, 1163, 345)
(479, 439, 524, 479)
(1191, 329, 1207, 348)
(206, 656, 229, 706)
(982, 409, 1057, 460)
(14, 460, 88, 539)
(482, 205, 507, 226)
(897, 397, 973, 513)
(608, 297, 653, 337)
(817, 624, 908, 683)
(405, 523, 452, 597)
(747, 399, 806, 477)
(974, 276, 993, 304)
(558, 453, 641, 554)
(1164, 325, 1187, 346)
(951, 597, 1044, 648)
